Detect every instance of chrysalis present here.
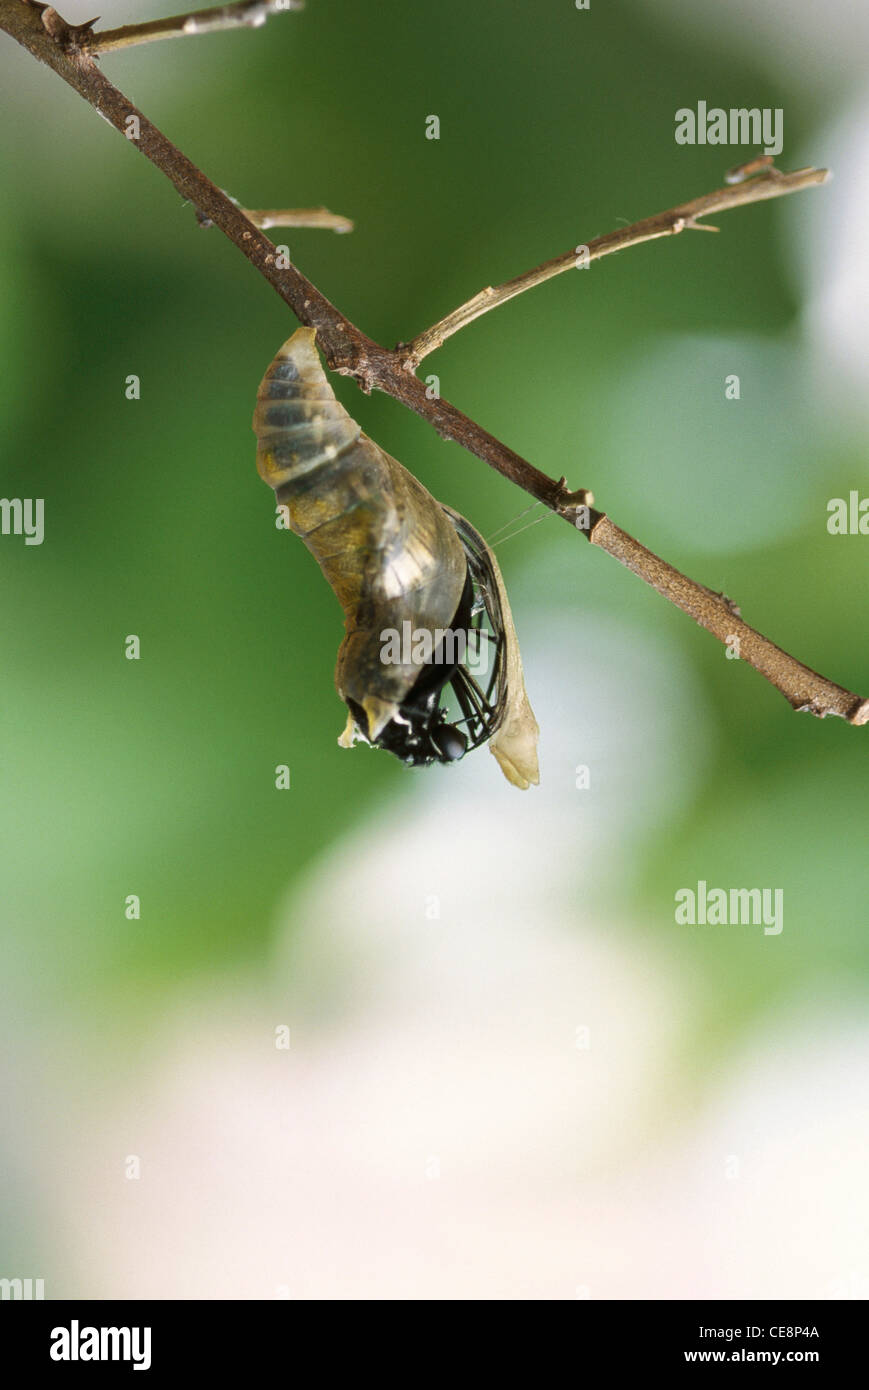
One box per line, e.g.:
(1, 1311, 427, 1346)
(253, 327, 539, 788)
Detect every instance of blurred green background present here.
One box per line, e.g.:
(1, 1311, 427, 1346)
(1, 0, 867, 1297)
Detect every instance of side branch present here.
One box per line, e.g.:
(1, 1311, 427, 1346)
(242, 206, 354, 233)
(195, 204, 354, 232)
(403, 163, 829, 365)
(93, 1, 301, 54)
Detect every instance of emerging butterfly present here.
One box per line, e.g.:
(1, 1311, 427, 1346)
(252, 327, 539, 788)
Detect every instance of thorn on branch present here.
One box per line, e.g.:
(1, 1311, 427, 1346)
(32, 4, 99, 55)
(715, 591, 742, 619)
(685, 215, 720, 233)
(554, 477, 595, 510)
(725, 153, 779, 185)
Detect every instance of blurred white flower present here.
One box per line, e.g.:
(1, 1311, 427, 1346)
(790, 94, 869, 421)
(644, 0, 869, 91)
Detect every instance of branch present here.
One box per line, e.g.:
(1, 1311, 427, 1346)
(195, 203, 354, 232)
(241, 206, 354, 233)
(585, 515, 869, 725)
(92, 1, 301, 55)
(1, 0, 865, 726)
(402, 162, 830, 365)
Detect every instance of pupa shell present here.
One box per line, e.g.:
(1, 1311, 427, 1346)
(253, 327, 539, 787)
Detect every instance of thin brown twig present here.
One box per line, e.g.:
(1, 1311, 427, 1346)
(242, 206, 354, 233)
(195, 203, 354, 232)
(586, 515, 869, 724)
(92, 0, 301, 54)
(402, 165, 830, 365)
(1, 0, 865, 726)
